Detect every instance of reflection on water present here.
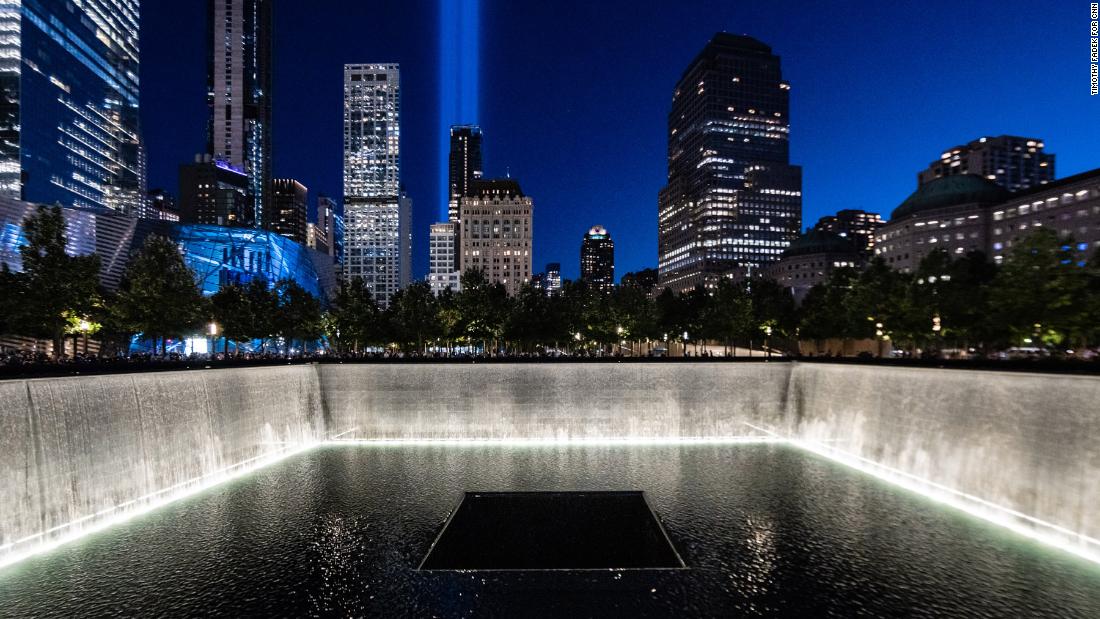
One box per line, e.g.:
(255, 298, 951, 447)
(1, 444, 1098, 617)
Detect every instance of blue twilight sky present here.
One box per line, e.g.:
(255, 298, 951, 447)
(142, 0, 1099, 282)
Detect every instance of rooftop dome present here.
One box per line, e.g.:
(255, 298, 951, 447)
(891, 174, 1009, 220)
(781, 230, 858, 259)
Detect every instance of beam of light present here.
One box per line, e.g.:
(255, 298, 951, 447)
(740, 423, 1100, 566)
(439, 0, 479, 222)
(0, 442, 317, 570)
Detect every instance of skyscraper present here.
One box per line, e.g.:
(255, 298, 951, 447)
(580, 225, 615, 292)
(428, 221, 461, 294)
(207, 0, 273, 227)
(179, 155, 252, 227)
(919, 136, 1054, 192)
(459, 179, 533, 296)
(812, 209, 884, 255)
(544, 262, 562, 294)
(269, 179, 308, 245)
(343, 64, 410, 307)
(308, 195, 338, 257)
(0, 1, 143, 212)
(658, 33, 802, 292)
(448, 125, 483, 221)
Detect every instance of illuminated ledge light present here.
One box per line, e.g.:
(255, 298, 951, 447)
(739, 422, 1100, 567)
(790, 438, 1100, 566)
(326, 436, 783, 447)
(0, 442, 318, 570)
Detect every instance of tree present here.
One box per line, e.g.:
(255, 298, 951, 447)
(703, 278, 753, 356)
(457, 269, 509, 353)
(16, 206, 101, 356)
(0, 264, 24, 337)
(434, 287, 462, 352)
(388, 281, 437, 352)
(612, 280, 659, 352)
(117, 234, 205, 355)
(244, 279, 278, 351)
(748, 277, 797, 345)
(505, 283, 550, 353)
(325, 277, 381, 353)
(210, 283, 252, 355)
(273, 279, 323, 355)
(990, 230, 1090, 350)
(798, 267, 863, 344)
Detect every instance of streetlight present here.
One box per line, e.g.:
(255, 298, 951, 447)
(763, 325, 773, 359)
(78, 319, 90, 355)
(208, 322, 219, 356)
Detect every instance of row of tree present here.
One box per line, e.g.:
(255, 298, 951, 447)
(800, 230, 1100, 353)
(323, 230, 1100, 356)
(3, 206, 1098, 359)
(324, 268, 797, 355)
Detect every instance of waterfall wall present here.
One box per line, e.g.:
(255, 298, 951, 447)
(1, 362, 1097, 566)
(0, 365, 326, 566)
(785, 363, 1100, 558)
(318, 363, 791, 440)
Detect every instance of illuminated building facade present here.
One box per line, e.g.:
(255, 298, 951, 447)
(658, 33, 801, 292)
(812, 209, 884, 255)
(448, 125, 483, 221)
(207, 0, 272, 227)
(146, 189, 180, 222)
(580, 225, 615, 291)
(268, 178, 308, 244)
(178, 155, 252, 227)
(763, 230, 862, 303)
(544, 262, 561, 294)
(919, 136, 1054, 193)
(459, 179, 532, 296)
(428, 221, 461, 294)
(0, 196, 331, 297)
(307, 195, 337, 256)
(343, 63, 409, 307)
(0, 0, 143, 213)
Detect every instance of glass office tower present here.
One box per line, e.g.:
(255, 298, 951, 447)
(448, 125, 482, 221)
(207, 0, 273, 228)
(658, 33, 802, 292)
(0, 0, 143, 213)
(343, 63, 410, 308)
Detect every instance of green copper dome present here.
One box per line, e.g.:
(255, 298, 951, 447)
(892, 174, 1009, 220)
(781, 230, 858, 259)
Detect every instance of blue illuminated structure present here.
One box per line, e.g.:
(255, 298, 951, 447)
(0, 197, 331, 300)
(439, 0, 480, 221)
(134, 220, 327, 298)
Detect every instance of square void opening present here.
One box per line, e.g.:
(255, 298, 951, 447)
(419, 491, 685, 571)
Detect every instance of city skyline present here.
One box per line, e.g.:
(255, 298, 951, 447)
(140, 1, 1097, 282)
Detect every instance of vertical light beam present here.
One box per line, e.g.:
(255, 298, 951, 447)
(439, 0, 479, 222)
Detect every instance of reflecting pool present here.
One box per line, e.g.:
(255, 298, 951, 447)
(1, 444, 1097, 617)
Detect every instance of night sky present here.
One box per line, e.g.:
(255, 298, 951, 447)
(142, 0, 1098, 282)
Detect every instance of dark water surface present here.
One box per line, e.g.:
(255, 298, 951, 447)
(1, 444, 1098, 617)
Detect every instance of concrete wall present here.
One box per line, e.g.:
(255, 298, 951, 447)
(2, 361, 1098, 566)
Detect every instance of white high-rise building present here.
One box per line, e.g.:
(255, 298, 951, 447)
(343, 64, 410, 307)
(428, 221, 461, 294)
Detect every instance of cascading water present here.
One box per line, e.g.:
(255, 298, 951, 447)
(0, 365, 326, 567)
(1, 361, 1097, 567)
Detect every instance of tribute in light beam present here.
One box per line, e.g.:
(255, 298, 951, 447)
(439, 0, 480, 222)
